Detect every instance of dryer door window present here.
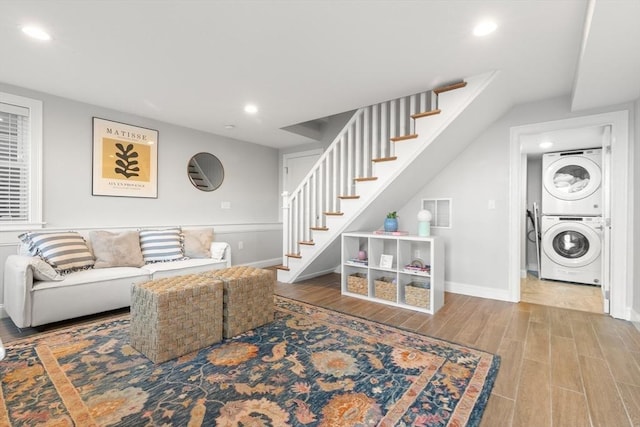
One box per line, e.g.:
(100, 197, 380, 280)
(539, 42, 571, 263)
(543, 222, 601, 268)
(544, 157, 601, 201)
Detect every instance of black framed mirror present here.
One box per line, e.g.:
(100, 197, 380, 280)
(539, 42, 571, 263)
(187, 152, 224, 191)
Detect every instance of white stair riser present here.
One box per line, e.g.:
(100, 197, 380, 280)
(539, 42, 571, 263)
(277, 269, 291, 282)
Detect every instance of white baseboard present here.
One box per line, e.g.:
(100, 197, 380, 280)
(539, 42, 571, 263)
(0, 304, 6, 319)
(295, 267, 339, 283)
(445, 280, 513, 302)
(241, 258, 282, 269)
(630, 308, 640, 331)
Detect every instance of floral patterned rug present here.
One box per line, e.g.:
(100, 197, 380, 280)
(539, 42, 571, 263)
(0, 296, 499, 426)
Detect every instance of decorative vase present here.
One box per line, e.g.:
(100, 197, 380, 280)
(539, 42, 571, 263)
(384, 218, 398, 232)
(358, 250, 367, 260)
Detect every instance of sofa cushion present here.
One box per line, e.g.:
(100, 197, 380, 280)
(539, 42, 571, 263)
(32, 266, 151, 290)
(139, 228, 184, 263)
(19, 231, 95, 273)
(142, 258, 227, 279)
(90, 230, 145, 268)
(182, 227, 214, 258)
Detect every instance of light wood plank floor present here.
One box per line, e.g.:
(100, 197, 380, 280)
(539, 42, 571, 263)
(2, 273, 639, 426)
(521, 273, 603, 314)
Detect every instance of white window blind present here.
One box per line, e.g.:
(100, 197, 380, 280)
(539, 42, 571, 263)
(0, 93, 42, 228)
(0, 103, 30, 223)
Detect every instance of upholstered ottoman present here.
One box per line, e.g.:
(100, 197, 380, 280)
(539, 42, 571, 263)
(201, 266, 275, 338)
(130, 274, 223, 363)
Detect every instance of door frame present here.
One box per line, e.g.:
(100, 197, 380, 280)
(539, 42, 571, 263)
(508, 110, 630, 319)
(282, 149, 323, 196)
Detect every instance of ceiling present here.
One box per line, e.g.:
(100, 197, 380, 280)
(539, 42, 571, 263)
(0, 1, 638, 149)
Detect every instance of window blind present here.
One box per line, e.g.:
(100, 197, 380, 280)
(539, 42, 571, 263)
(0, 102, 30, 223)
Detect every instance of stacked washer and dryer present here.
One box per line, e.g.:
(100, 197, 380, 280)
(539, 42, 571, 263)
(539, 148, 603, 286)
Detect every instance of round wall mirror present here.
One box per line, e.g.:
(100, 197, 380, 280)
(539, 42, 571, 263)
(187, 152, 224, 191)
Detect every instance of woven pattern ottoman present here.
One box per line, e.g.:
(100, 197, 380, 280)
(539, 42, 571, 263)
(201, 266, 275, 338)
(130, 274, 223, 363)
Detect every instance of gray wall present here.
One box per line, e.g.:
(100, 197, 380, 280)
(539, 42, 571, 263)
(635, 98, 640, 321)
(526, 156, 542, 273)
(397, 95, 635, 297)
(0, 82, 283, 315)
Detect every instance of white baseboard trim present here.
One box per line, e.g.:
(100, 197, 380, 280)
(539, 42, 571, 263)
(241, 258, 281, 269)
(629, 308, 640, 331)
(0, 304, 7, 319)
(520, 269, 527, 279)
(445, 281, 513, 302)
(294, 267, 339, 283)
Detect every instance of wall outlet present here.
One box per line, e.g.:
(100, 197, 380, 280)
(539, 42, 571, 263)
(221, 201, 231, 209)
(488, 199, 496, 210)
(238, 241, 244, 250)
(414, 250, 421, 259)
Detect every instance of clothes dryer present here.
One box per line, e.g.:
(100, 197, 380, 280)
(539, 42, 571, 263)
(542, 148, 602, 216)
(540, 216, 602, 285)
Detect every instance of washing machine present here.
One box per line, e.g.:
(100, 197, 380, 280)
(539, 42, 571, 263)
(540, 216, 602, 285)
(542, 148, 602, 216)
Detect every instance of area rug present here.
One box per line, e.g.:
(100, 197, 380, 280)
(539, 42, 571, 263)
(0, 296, 499, 426)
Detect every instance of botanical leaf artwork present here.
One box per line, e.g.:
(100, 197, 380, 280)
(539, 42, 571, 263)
(114, 143, 140, 178)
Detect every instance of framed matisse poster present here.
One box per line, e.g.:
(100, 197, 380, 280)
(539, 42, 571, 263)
(92, 117, 158, 198)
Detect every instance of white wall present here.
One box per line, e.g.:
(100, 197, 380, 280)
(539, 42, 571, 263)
(397, 95, 635, 300)
(525, 156, 542, 272)
(0, 82, 283, 315)
(634, 97, 640, 322)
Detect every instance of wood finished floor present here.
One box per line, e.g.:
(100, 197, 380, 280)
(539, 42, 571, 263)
(521, 273, 603, 314)
(1, 273, 639, 426)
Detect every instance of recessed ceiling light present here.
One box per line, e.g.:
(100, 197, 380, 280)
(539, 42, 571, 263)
(244, 104, 258, 114)
(539, 141, 554, 149)
(473, 20, 497, 37)
(224, 124, 235, 129)
(21, 25, 52, 41)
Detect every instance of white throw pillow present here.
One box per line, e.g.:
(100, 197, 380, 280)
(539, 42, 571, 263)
(31, 258, 64, 282)
(90, 230, 145, 268)
(182, 227, 214, 258)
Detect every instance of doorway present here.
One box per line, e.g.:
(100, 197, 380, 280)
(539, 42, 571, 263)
(508, 111, 631, 319)
(282, 149, 322, 196)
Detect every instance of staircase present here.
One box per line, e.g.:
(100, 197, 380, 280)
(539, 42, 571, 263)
(277, 71, 497, 283)
(187, 158, 213, 191)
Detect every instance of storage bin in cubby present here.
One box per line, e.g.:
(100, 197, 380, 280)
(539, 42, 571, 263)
(374, 276, 397, 302)
(405, 280, 431, 308)
(347, 272, 368, 295)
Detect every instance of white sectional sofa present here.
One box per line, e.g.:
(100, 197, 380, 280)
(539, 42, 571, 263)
(3, 227, 230, 328)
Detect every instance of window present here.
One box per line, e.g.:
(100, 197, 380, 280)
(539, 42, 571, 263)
(0, 92, 42, 229)
(421, 198, 452, 228)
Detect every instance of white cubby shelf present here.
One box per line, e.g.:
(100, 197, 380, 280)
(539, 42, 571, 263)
(341, 232, 444, 314)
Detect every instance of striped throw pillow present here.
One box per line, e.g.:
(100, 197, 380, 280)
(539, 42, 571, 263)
(19, 231, 95, 273)
(139, 228, 184, 263)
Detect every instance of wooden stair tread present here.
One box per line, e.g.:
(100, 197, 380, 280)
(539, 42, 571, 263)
(354, 176, 378, 182)
(285, 253, 302, 259)
(372, 156, 397, 163)
(298, 240, 315, 246)
(310, 226, 329, 231)
(324, 211, 344, 216)
(433, 81, 467, 95)
(274, 265, 290, 271)
(338, 195, 360, 199)
(411, 109, 441, 119)
(390, 134, 418, 142)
